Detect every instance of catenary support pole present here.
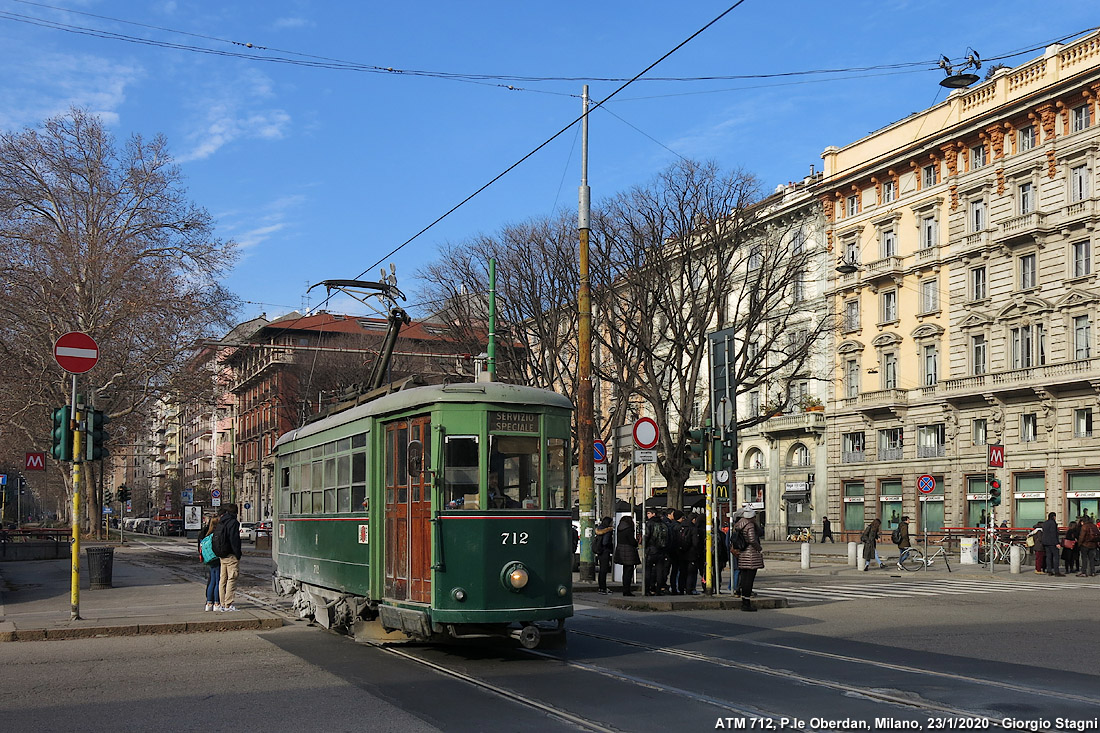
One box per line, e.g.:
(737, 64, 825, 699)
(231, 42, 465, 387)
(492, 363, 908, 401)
(70, 375, 82, 620)
(576, 85, 595, 582)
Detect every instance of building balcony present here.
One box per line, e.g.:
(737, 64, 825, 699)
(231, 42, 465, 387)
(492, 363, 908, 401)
(760, 411, 826, 436)
(842, 388, 908, 410)
(942, 357, 1100, 397)
(863, 255, 904, 282)
(915, 245, 941, 265)
(1063, 198, 1096, 225)
(955, 230, 989, 254)
(841, 450, 865, 463)
(916, 444, 946, 458)
(994, 212, 1051, 246)
(878, 447, 904, 461)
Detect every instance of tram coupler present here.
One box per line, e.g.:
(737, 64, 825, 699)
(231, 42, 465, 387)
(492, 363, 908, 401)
(513, 624, 541, 649)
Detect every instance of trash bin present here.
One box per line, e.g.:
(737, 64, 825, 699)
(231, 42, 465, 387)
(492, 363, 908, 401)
(959, 537, 978, 565)
(86, 546, 114, 589)
(255, 534, 271, 551)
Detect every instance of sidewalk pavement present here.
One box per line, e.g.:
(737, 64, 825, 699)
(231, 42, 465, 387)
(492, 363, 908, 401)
(0, 543, 283, 642)
(571, 539, 1072, 611)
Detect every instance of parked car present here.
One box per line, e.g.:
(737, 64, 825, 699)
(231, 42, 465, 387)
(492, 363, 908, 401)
(239, 522, 256, 543)
(167, 519, 184, 536)
(255, 520, 272, 537)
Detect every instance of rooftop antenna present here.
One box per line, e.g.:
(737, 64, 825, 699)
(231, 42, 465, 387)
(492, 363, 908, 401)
(939, 49, 981, 88)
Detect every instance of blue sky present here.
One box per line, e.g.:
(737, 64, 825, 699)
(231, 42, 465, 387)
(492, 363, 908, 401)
(2, 1, 1097, 323)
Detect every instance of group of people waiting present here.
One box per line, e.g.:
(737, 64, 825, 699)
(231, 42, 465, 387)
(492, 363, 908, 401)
(196, 502, 243, 612)
(1027, 512, 1100, 577)
(591, 505, 764, 612)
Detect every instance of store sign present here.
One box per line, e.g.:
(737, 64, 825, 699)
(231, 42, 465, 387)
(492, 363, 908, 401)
(1067, 491, 1100, 498)
(879, 495, 903, 502)
(842, 496, 865, 503)
(1014, 492, 1045, 499)
(966, 493, 992, 501)
(919, 495, 945, 502)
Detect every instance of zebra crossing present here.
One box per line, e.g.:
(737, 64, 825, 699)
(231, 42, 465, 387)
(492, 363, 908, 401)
(754, 577, 1099, 605)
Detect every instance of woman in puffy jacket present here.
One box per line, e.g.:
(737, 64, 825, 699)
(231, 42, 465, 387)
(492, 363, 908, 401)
(197, 515, 221, 612)
(613, 516, 640, 596)
(733, 509, 764, 611)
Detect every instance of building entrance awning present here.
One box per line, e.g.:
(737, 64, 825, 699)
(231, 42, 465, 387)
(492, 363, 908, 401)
(782, 490, 810, 502)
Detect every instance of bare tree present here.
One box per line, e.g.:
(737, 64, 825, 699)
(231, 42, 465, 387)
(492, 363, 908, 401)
(591, 160, 825, 510)
(0, 108, 239, 531)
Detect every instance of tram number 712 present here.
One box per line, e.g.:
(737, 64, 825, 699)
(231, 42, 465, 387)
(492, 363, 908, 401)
(501, 532, 530, 545)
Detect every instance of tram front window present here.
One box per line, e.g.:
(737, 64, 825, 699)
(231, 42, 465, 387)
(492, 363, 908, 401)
(444, 436, 479, 510)
(547, 438, 568, 509)
(489, 436, 540, 509)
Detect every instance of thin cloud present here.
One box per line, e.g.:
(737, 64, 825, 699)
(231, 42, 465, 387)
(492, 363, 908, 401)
(273, 17, 313, 29)
(0, 51, 141, 130)
(177, 69, 291, 162)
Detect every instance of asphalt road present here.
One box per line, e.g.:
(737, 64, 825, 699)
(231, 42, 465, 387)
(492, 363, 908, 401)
(3, 538, 1097, 733)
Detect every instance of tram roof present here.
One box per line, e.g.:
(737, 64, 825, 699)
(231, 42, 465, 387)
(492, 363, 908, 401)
(274, 381, 573, 450)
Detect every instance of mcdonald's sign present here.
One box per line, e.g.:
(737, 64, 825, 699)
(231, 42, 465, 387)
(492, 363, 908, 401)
(25, 452, 46, 471)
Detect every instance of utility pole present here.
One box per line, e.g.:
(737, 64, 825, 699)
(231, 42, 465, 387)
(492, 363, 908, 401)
(576, 85, 595, 582)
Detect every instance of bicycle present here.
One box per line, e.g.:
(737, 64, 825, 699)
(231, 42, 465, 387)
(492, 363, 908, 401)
(785, 527, 815, 542)
(898, 540, 953, 572)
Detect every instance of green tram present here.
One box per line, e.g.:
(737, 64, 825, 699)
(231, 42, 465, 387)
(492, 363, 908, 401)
(271, 381, 574, 648)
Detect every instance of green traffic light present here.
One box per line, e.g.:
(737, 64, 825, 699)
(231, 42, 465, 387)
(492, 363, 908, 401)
(686, 428, 707, 470)
(86, 409, 111, 461)
(51, 406, 73, 462)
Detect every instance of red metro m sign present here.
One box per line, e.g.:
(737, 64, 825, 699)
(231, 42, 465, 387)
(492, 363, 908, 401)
(987, 444, 1005, 468)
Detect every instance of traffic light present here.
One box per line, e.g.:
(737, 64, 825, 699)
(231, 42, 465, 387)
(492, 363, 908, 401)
(51, 406, 73, 462)
(86, 409, 110, 461)
(716, 438, 736, 471)
(104, 490, 114, 505)
(117, 485, 130, 503)
(988, 477, 1002, 507)
(686, 428, 708, 471)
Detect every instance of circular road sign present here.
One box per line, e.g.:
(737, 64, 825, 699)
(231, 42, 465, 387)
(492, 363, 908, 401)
(53, 331, 99, 374)
(633, 417, 659, 450)
(211, 488, 221, 499)
(593, 439, 607, 464)
(917, 475, 936, 494)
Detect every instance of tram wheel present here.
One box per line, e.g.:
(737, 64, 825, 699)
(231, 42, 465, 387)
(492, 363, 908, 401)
(518, 625, 541, 649)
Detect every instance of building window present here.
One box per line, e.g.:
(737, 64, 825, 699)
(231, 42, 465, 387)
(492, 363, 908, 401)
(921, 215, 938, 249)
(917, 424, 946, 458)
(1072, 103, 1092, 133)
(1071, 164, 1090, 202)
(847, 194, 859, 217)
(970, 199, 986, 231)
(971, 144, 987, 169)
(1019, 182, 1034, 214)
(1018, 125, 1036, 152)
(1021, 413, 1038, 442)
(1074, 315, 1091, 359)
(878, 427, 903, 460)
(1075, 408, 1094, 438)
(973, 418, 987, 446)
(844, 299, 860, 331)
(972, 334, 987, 375)
(881, 289, 898, 323)
(923, 163, 939, 188)
(748, 390, 760, 416)
(881, 228, 897, 258)
(1011, 325, 1033, 368)
(747, 243, 762, 270)
(1073, 240, 1092, 277)
(971, 266, 987, 301)
(1019, 253, 1036, 290)
(920, 278, 938, 313)
(842, 432, 865, 462)
(844, 237, 860, 266)
(923, 344, 938, 386)
(791, 443, 810, 467)
(845, 358, 860, 398)
(882, 180, 897, 203)
(883, 351, 898, 389)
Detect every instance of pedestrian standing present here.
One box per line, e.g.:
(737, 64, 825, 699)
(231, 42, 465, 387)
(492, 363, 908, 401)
(1028, 524, 1045, 574)
(687, 513, 705, 594)
(733, 509, 763, 611)
(1076, 515, 1099, 577)
(613, 515, 640, 596)
(821, 516, 835, 543)
(664, 508, 681, 594)
(216, 503, 243, 611)
(198, 514, 221, 612)
(643, 508, 669, 595)
(1041, 512, 1064, 577)
(594, 516, 614, 595)
(1062, 521, 1080, 575)
(861, 518, 885, 570)
(894, 515, 912, 569)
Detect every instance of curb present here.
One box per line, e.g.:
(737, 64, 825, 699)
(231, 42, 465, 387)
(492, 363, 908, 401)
(606, 596, 788, 611)
(0, 616, 283, 642)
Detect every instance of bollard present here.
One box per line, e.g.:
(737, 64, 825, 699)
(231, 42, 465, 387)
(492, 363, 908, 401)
(801, 541, 811, 569)
(848, 541, 859, 568)
(1010, 544, 1022, 574)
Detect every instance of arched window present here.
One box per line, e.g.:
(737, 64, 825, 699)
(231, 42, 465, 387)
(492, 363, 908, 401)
(789, 443, 810, 467)
(745, 448, 765, 470)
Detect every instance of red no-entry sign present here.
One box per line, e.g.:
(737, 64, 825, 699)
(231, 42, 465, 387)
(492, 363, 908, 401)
(54, 332, 99, 374)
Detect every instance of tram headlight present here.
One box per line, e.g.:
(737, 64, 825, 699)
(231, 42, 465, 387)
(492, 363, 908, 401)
(501, 561, 529, 592)
(451, 587, 467, 602)
(557, 585, 568, 597)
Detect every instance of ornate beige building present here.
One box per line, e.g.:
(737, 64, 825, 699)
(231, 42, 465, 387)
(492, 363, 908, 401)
(822, 32, 1100, 539)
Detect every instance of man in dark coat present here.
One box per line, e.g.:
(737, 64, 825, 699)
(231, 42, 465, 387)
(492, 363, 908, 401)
(1041, 512, 1064, 576)
(895, 516, 912, 569)
(217, 503, 243, 611)
(821, 516, 835, 542)
(643, 508, 669, 595)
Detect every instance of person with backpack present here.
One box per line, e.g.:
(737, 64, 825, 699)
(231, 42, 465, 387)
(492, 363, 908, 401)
(594, 516, 615, 595)
(668, 509, 693, 595)
(643, 508, 669, 595)
(893, 516, 912, 569)
(214, 503, 243, 611)
(732, 508, 763, 611)
(197, 514, 221, 612)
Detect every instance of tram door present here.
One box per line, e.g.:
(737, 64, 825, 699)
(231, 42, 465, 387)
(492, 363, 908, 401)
(384, 417, 432, 603)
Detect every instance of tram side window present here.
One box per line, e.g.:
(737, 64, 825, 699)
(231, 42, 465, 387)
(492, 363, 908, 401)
(489, 435, 540, 509)
(280, 466, 292, 514)
(547, 438, 569, 509)
(352, 452, 367, 512)
(444, 436, 479, 510)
